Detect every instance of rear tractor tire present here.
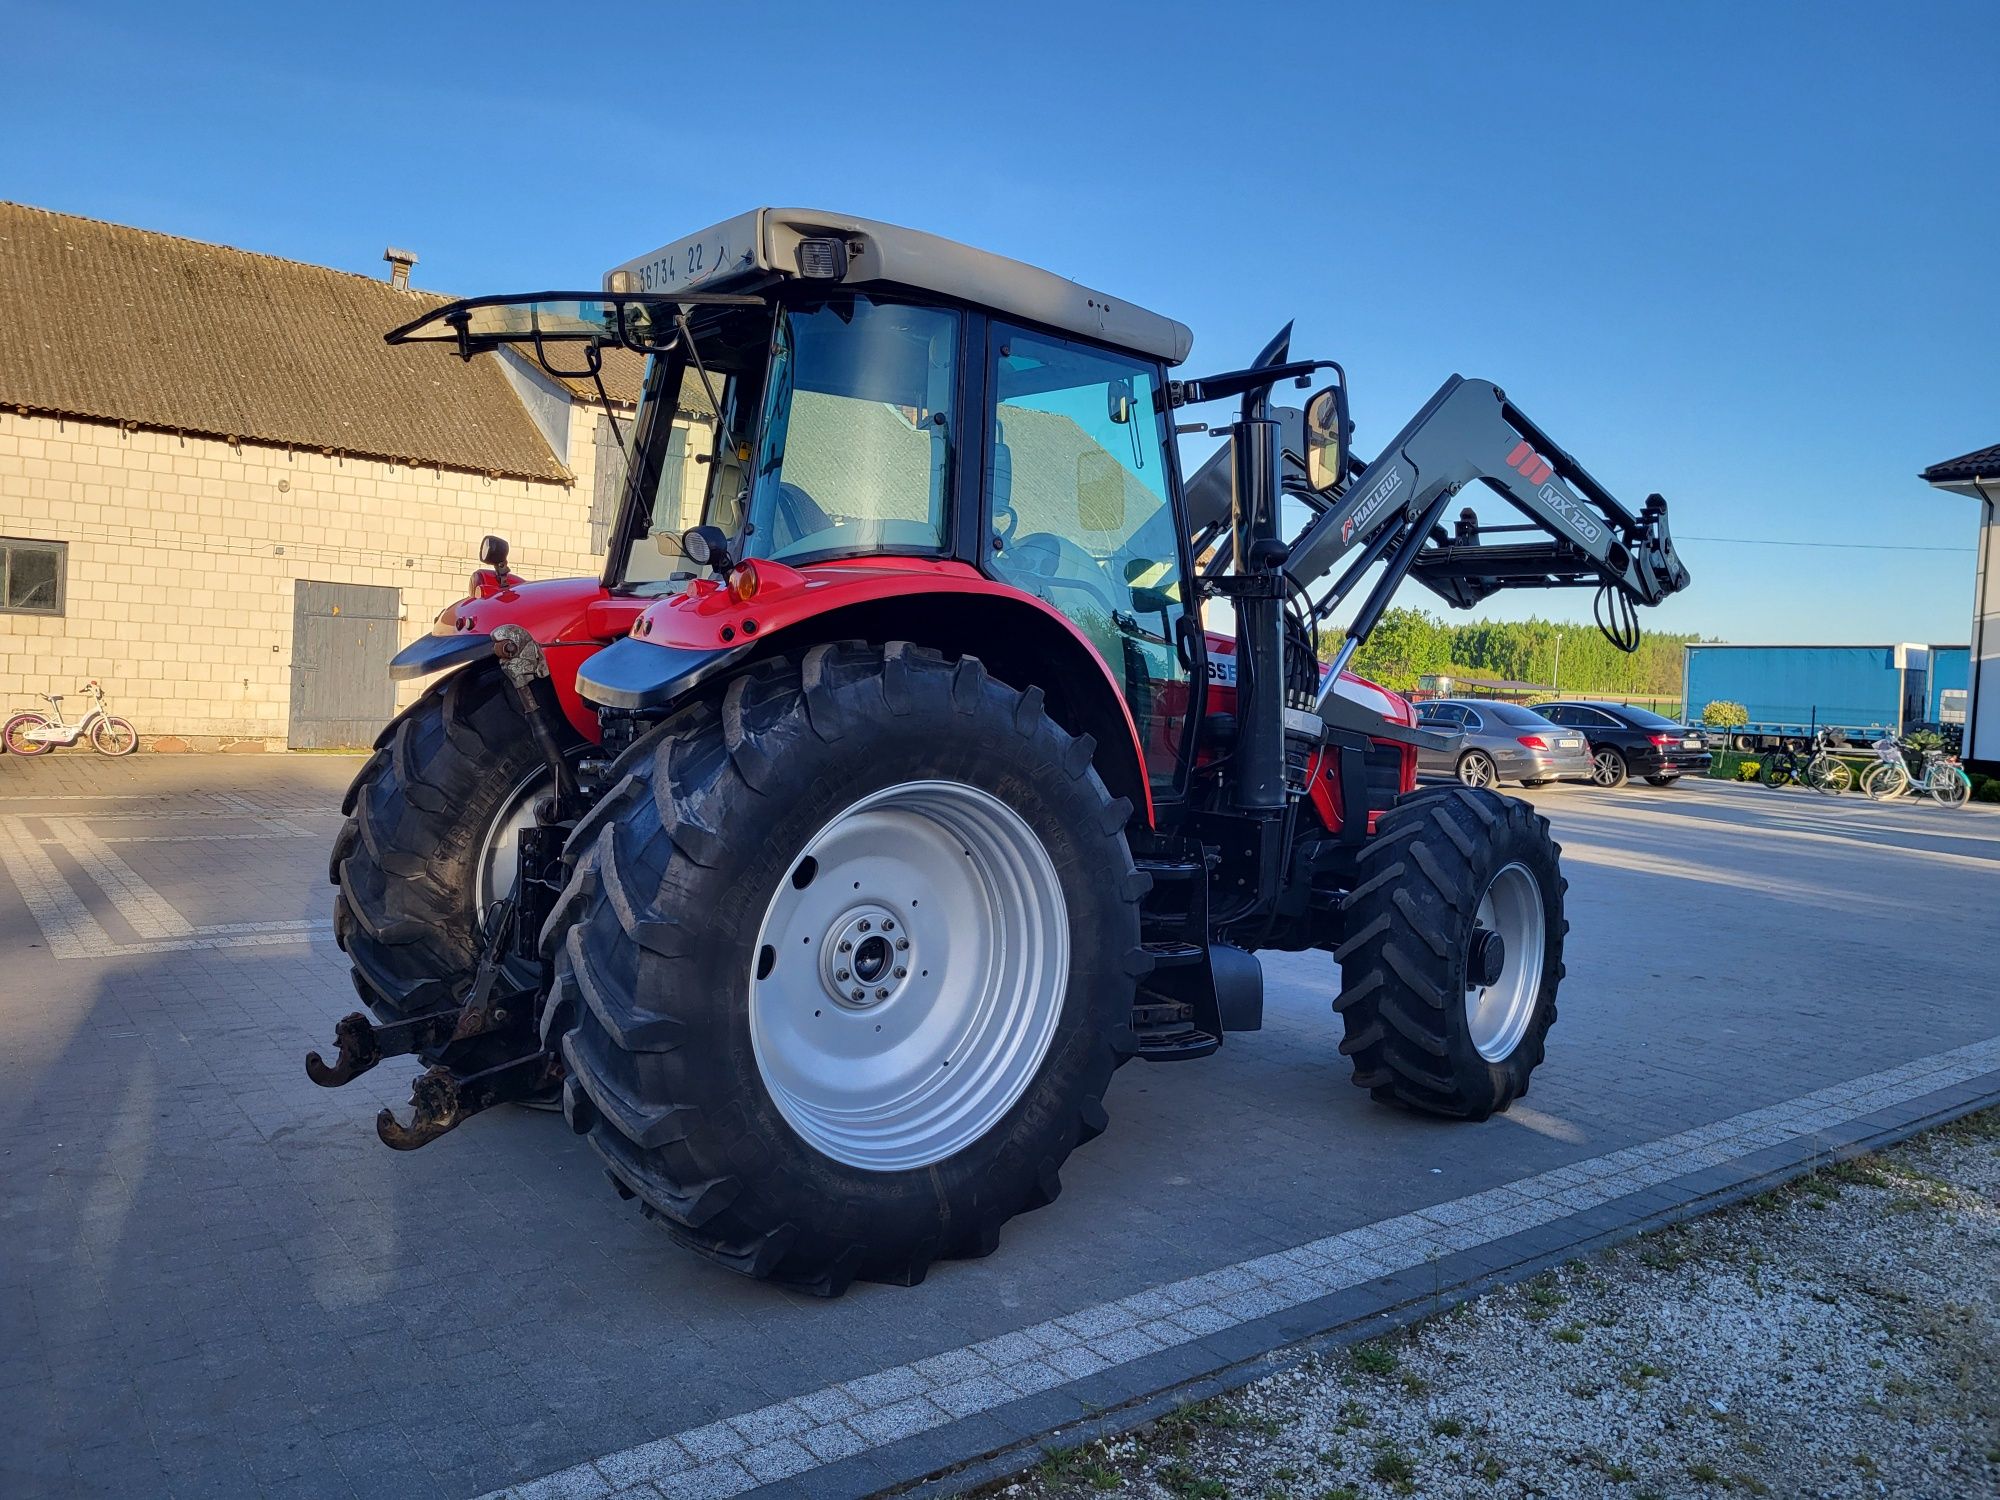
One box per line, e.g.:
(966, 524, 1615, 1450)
(547, 642, 1144, 1294)
(330, 663, 554, 1024)
(1333, 786, 1567, 1120)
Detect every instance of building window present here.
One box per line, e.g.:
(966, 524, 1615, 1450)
(1, 537, 65, 615)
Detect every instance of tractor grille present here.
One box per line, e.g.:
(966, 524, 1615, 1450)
(1362, 740, 1405, 814)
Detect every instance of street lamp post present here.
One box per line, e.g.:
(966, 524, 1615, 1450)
(1552, 630, 1564, 693)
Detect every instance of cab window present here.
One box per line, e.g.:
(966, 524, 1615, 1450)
(745, 297, 957, 563)
(986, 325, 1190, 790)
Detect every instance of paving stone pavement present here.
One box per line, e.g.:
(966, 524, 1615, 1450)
(2, 753, 1996, 1500)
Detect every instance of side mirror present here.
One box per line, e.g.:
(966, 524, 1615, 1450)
(479, 534, 512, 578)
(1304, 384, 1348, 492)
(1106, 377, 1135, 426)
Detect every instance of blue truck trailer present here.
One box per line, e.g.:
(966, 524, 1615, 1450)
(1681, 643, 1961, 746)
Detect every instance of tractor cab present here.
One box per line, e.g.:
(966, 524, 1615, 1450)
(388, 209, 1229, 807)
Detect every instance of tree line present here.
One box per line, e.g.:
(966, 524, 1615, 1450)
(1337, 606, 1702, 698)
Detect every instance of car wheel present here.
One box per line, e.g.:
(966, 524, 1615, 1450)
(1456, 750, 1497, 789)
(1589, 747, 1628, 789)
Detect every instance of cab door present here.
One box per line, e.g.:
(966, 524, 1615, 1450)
(983, 324, 1196, 796)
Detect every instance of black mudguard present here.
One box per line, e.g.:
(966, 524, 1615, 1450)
(574, 636, 743, 711)
(389, 632, 493, 682)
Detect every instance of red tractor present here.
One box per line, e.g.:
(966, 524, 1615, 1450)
(313, 209, 1688, 1294)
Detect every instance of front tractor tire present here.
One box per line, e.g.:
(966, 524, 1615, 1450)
(1334, 787, 1567, 1120)
(548, 643, 1143, 1295)
(331, 664, 552, 1023)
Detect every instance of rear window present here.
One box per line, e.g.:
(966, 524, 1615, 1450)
(1618, 706, 1681, 729)
(1483, 702, 1555, 727)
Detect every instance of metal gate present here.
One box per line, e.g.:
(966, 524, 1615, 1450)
(288, 580, 399, 749)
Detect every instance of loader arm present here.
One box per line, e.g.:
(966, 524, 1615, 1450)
(1275, 374, 1689, 683)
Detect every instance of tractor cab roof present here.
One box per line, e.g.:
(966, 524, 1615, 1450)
(603, 207, 1194, 367)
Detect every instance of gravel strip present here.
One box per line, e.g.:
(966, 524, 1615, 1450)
(999, 1110, 2000, 1500)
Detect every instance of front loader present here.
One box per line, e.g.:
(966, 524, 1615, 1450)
(312, 208, 1688, 1292)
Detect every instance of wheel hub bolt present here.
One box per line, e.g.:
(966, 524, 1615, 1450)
(838, 940, 852, 953)
(896, 938, 909, 950)
(874, 988, 888, 1000)
(894, 967, 907, 979)
(836, 969, 850, 982)
(851, 988, 865, 1002)
(882, 919, 894, 931)
(858, 920, 871, 932)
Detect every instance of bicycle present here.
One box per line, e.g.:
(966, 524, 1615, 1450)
(1757, 730, 1851, 795)
(1860, 738, 1970, 809)
(2, 681, 138, 756)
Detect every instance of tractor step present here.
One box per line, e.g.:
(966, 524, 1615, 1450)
(1141, 939, 1207, 969)
(1129, 996, 1221, 1062)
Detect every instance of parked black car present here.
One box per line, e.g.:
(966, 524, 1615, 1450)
(1536, 701, 1712, 788)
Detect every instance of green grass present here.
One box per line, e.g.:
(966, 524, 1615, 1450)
(1156, 1462, 1227, 1498)
(1035, 1444, 1121, 1490)
(1348, 1341, 1398, 1376)
(1368, 1442, 1416, 1487)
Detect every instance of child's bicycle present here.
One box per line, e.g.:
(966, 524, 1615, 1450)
(1757, 729, 1852, 795)
(1, 680, 138, 756)
(1860, 736, 1969, 808)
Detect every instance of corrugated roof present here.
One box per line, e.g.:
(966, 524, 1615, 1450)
(0, 201, 570, 482)
(1921, 443, 2000, 484)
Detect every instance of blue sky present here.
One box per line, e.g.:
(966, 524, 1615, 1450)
(7, 1, 1995, 644)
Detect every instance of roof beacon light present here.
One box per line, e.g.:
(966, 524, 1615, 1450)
(795, 237, 849, 281)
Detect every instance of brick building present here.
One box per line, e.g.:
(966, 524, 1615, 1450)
(0, 201, 664, 748)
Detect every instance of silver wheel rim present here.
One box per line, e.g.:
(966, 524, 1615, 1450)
(749, 779, 1069, 1172)
(476, 770, 548, 917)
(1466, 861, 1545, 1063)
(1460, 753, 1494, 788)
(1591, 750, 1620, 786)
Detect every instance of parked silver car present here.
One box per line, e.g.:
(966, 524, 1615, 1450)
(1413, 698, 1593, 788)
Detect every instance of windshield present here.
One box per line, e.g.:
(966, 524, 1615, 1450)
(610, 303, 776, 590)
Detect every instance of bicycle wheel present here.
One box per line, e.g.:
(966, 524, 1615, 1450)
(1809, 756, 1851, 795)
(2, 712, 52, 755)
(1932, 766, 1971, 810)
(1861, 762, 1908, 801)
(90, 716, 138, 756)
(1758, 753, 1794, 789)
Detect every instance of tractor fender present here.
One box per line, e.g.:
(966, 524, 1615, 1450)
(577, 557, 1155, 823)
(389, 576, 646, 742)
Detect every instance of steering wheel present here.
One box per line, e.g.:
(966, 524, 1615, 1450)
(1008, 531, 1121, 618)
(772, 481, 833, 552)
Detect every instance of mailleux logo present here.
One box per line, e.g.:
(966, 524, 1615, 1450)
(1505, 441, 1554, 486)
(1341, 468, 1404, 543)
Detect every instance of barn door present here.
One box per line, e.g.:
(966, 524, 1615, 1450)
(289, 580, 399, 748)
